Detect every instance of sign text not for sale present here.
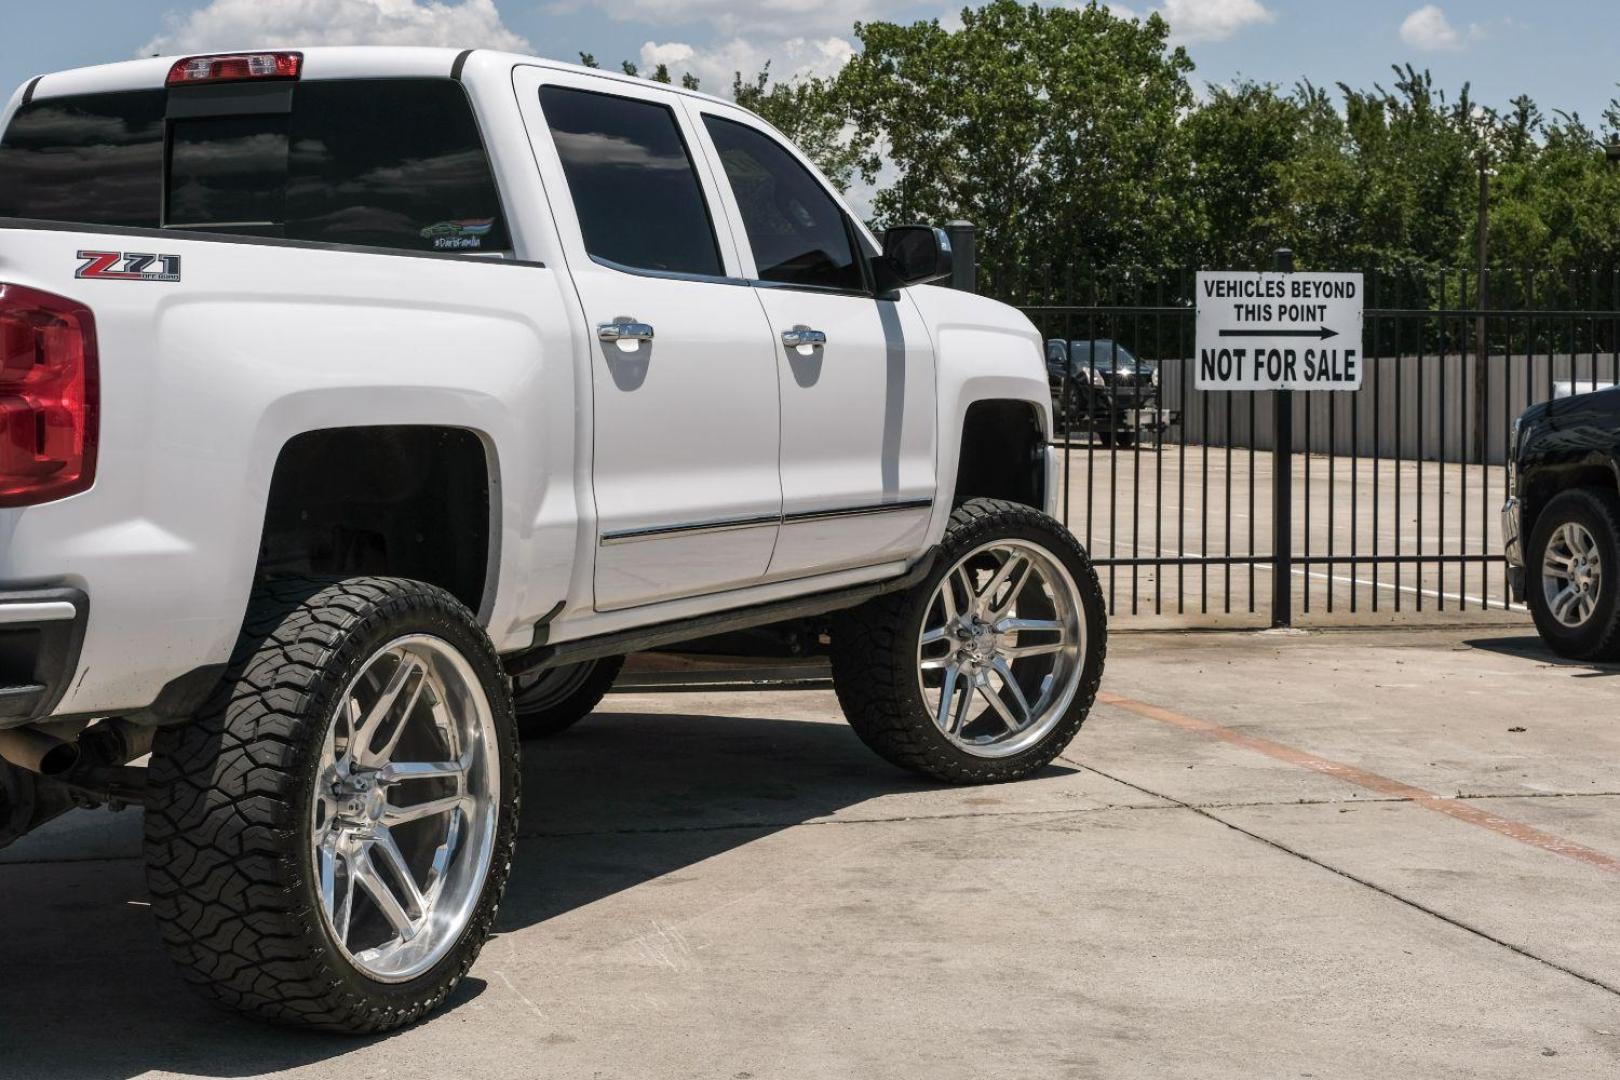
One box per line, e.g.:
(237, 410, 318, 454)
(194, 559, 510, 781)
(1195, 271, 1364, 391)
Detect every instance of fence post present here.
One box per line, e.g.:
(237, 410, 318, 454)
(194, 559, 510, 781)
(945, 221, 977, 293)
(1271, 248, 1295, 629)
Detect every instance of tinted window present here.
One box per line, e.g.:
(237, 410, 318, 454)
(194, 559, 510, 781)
(539, 86, 722, 276)
(284, 80, 508, 252)
(0, 80, 509, 253)
(168, 114, 289, 230)
(0, 90, 165, 227)
(702, 116, 862, 292)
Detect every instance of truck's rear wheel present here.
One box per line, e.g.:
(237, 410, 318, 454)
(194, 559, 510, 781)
(831, 499, 1107, 784)
(512, 655, 624, 739)
(144, 577, 519, 1033)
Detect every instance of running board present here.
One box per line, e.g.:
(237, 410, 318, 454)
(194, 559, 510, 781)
(503, 552, 938, 679)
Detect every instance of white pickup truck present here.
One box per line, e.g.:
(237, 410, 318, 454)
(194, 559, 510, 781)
(0, 46, 1105, 1033)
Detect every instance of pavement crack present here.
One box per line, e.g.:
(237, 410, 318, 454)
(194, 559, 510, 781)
(1074, 760, 1620, 1001)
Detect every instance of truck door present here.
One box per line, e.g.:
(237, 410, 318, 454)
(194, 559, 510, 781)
(515, 69, 782, 611)
(688, 103, 937, 579)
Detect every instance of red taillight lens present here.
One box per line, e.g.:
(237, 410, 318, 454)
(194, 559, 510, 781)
(0, 285, 98, 507)
(166, 52, 303, 87)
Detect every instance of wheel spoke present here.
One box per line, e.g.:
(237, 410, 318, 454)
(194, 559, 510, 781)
(994, 617, 1066, 637)
(935, 665, 960, 731)
(378, 759, 466, 784)
(949, 675, 974, 735)
(354, 655, 427, 766)
(919, 626, 951, 647)
(991, 557, 1037, 618)
(976, 676, 1023, 733)
(1551, 585, 1581, 623)
(976, 552, 1027, 614)
(991, 659, 1034, 724)
(1002, 640, 1066, 660)
(383, 793, 469, 827)
(359, 832, 426, 938)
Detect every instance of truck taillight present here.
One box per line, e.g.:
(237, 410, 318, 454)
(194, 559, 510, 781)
(0, 284, 98, 507)
(166, 52, 302, 87)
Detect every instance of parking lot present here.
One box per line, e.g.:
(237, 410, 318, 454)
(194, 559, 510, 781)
(2, 625, 1616, 1079)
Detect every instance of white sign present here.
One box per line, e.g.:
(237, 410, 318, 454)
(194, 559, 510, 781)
(1195, 271, 1364, 391)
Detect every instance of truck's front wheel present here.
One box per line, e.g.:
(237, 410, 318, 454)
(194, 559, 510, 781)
(831, 499, 1107, 784)
(144, 577, 519, 1033)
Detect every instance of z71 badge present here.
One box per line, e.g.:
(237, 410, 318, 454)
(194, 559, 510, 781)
(75, 250, 183, 282)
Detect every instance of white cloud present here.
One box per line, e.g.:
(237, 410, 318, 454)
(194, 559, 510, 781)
(640, 35, 855, 90)
(142, 0, 530, 56)
(1156, 0, 1273, 43)
(1398, 5, 1482, 52)
(1103, 0, 1273, 45)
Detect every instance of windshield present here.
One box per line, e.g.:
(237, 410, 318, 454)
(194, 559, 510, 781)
(1063, 341, 1150, 373)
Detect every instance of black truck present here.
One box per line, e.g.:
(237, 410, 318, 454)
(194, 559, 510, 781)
(1045, 339, 1178, 448)
(1504, 389, 1620, 659)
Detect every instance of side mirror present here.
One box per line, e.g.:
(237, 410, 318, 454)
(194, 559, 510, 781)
(876, 225, 953, 290)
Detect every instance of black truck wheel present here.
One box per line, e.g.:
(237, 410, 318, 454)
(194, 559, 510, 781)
(512, 655, 624, 739)
(1527, 489, 1620, 661)
(144, 577, 520, 1034)
(831, 498, 1107, 784)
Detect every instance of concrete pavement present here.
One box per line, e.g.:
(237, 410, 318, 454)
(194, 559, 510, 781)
(1, 627, 1617, 1079)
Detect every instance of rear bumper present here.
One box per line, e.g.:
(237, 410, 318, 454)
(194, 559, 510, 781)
(0, 587, 88, 727)
(1502, 497, 1525, 602)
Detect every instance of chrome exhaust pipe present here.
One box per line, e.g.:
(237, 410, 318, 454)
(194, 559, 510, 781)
(0, 728, 81, 776)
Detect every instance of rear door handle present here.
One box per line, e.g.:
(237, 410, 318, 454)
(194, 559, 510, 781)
(598, 318, 655, 346)
(782, 326, 827, 352)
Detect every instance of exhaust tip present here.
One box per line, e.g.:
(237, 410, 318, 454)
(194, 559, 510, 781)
(36, 741, 80, 776)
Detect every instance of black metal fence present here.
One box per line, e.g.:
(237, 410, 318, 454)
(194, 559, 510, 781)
(996, 259, 1620, 625)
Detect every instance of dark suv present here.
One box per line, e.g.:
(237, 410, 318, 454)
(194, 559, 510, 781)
(1504, 390, 1620, 659)
(1045, 339, 1176, 448)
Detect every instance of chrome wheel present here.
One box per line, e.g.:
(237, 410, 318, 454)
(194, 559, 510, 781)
(1543, 522, 1602, 628)
(917, 539, 1087, 759)
(311, 634, 499, 983)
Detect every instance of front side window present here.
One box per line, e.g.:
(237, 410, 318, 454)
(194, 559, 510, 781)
(701, 116, 863, 293)
(539, 85, 723, 277)
(0, 79, 509, 254)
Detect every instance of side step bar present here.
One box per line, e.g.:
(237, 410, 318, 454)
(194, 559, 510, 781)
(503, 552, 938, 680)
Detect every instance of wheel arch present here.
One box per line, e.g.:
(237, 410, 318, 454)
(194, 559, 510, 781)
(255, 425, 502, 621)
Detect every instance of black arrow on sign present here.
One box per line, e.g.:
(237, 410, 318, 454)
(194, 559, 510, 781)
(1219, 326, 1339, 340)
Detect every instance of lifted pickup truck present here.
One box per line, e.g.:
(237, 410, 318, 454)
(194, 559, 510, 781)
(0, 47, 1105, 1033)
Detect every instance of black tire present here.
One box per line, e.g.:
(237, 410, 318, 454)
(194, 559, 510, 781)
(830, 498, 1107, 784)
(1526, 488, 1620, 661)
(512, 655, 624, 739)
(143, 576, 520, 1034)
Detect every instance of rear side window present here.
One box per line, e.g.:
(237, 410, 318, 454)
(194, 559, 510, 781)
(0, 90, 165, 227)
(0, 79, 509, 254)
(701, 116, 863, 293)
(539, 85, 722, 277)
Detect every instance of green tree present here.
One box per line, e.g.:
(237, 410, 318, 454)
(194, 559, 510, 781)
(732, 65, 874, 193)
(836, 0, 1195, 295)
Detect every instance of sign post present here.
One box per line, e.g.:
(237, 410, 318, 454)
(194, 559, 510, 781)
(1195, 256, 1364, 627)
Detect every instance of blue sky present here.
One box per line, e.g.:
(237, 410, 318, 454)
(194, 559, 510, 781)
(2, 1, 1616, 129)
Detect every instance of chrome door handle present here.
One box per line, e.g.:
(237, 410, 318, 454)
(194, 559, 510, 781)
(782, 326, 827, 351)
(597, 318, 655, 344)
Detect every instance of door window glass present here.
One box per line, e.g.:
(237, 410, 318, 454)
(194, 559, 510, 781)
(702, 116, 862, 292)
(540, 85, 723, 276)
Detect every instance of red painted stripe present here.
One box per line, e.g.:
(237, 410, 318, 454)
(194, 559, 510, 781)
(1097, 691, 1620, 877)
